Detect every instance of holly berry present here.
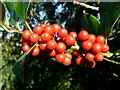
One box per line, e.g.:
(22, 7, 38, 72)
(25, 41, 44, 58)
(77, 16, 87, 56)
(31, 46, 40, 56)
(76, 56, 84, 65)
(41, 32, 51, 42)
(63, 57, 72, 66)
(22, 44, 31, 52)
(69, 32, 77, 39)
(87, 34, 96, 43)
(78, 30, 88, 41)
(22, 39, 30, 45)
(86, 60, 96, 68)
(85, 52, 94, 62)
(55, 54, 65, 63)
(46, 40, 57, 50)
(56, 42, 66, 53)
(96, 35, 105, 44)
(81, 40, 92, 50)
(48, 50, 56, 57)
(64, 52, 72, 59)
(65, 35, 76, 46)
(22, 30, 31, 40)
(43, 25, 53, 35)
(73, 50, 80, 56)
(94, 52, 104, 62)
(39, 42, 47, 51)
(57, 28, 68, 38)
(91, 43, 102, 53)
(101, 44, 109, 53)
(29, 33, 39, 43)
(34, 25, 43, 35)
(52, 23, 61, 34)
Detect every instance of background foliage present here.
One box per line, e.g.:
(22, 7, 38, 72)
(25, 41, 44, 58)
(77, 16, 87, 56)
(0, 1, 120, 90)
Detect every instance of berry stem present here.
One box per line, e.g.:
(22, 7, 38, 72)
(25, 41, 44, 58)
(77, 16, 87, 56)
(24, 20, 33, 33)
(71, 42, 79, 50)
(27, 43, 38, 54)
(0, 21, 23, 34)
(104, 57, 120, 64)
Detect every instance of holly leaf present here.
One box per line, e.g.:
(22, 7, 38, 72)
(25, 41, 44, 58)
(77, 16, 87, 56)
(99, 2, 120, 37)
(12, 53, 27, 83)
(80, 11, 100, 35)
(0, 2, 5, 21)
(14, 2, 29, 20)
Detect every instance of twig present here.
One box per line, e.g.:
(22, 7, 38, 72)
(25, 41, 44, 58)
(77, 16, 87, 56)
(73, 1, 99, 11)
(0, 21, 23, 34)
(27, 43, 38, 54)
(104, 58, 120, 64)
(24, 20, 33, 33)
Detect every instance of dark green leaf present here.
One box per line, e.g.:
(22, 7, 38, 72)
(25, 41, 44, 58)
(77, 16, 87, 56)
(12, 53, 27, 83)
(80, 12, 100, 35)
(99, 2, 120, 37)
(114, 49, 120, 55)
(0, 2, 5, 21)
(14, 2, 29, 20)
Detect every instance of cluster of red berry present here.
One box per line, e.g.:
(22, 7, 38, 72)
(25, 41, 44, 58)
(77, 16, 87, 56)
(74, 30, 109, 68)
(21, 23, 109, 68)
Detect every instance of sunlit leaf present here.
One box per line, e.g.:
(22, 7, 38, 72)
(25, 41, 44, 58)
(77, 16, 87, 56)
(80, 11, 100, 35)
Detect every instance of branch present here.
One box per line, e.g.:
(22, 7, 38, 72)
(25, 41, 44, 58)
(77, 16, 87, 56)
(104, 58, 120, 64)
(73, 1, 99, 11)
(24, 20, 33, 33)
(0, 21, 23, 34)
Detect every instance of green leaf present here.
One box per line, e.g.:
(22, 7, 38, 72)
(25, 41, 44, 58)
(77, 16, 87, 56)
(12, 53, 27, 83)
(14, 2, 29, 20)
(103, 52, 113, 58)
(99, 2, 120, 37)
(0, 2, 5, 21)
(114, 49, 120, 55)
(80, 11, 100, 35)
(5, 2, 19, 25)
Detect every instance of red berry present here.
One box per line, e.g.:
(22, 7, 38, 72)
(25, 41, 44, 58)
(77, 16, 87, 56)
(57, 28, 68, 38)
(63, 57, 72, 66)
(22, 39, 30, 45)
(31, 46, 40, 56)
(65, 35, 76, 46)
(43, 25, 53, 35)
(69, 32, 77, 39)
(86, 60, 96, 68)
(85, 52, 94, 62)
(76, 56, 84, 65)
(46, 40, 57, 50)
(81, 40, 92, 50)
(40, 23, 46, 28)
(91, 43, 102, 53)
(29, 33, 39, 43)
(78, 30, 89, 41)
(41, 32, 51, 42)
(56, 42, 66, 53)
(94, 52, 104, 62)
(64, 52, 72, 59)
(87, 34, 96, 43)
(52, 23, 61, 34)
(55, 54, 65, 63)
(22, 44, 31, 52)
(48, 50, 56, 57)
(39, 42, 47, 51)
(73, 50, 80, 56)
(33, 25, 43, 35)
(101, 44, 109, 53)
(96, 35, 105, 44)
(22, 30, 31, 40)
